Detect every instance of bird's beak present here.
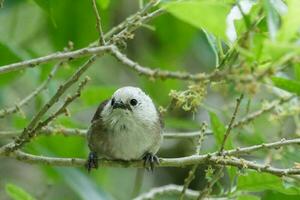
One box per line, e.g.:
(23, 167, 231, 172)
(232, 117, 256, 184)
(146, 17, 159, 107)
(112, 101, 127, 110)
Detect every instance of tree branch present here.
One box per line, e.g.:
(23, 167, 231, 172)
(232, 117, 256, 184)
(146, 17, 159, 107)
(0, 56, 98, 154)
(232, 95, 294, 128)
(91, 0, 106, 45)
(180, 123, 207, 200)
(219, 94, 244, 153)
(0, 94, 293, 139)
(2, 142, 300, 177)
(134, 184, 225, 200)
(0, 46, 112, 75)
(109, 45, 224, 81)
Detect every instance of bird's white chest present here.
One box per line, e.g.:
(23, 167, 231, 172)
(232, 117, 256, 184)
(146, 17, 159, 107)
(101, 115, 160, 160)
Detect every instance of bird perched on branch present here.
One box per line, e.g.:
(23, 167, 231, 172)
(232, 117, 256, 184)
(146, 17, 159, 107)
(86, 86, 163, 172)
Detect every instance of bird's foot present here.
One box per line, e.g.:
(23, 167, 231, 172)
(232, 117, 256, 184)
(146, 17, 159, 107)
(85, 152, 98, 172)
(143, 152, 159, 172)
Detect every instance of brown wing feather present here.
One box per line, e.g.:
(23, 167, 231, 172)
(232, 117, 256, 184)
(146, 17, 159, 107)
(91, 99, 110, 122)
(88, 99, 109, 152)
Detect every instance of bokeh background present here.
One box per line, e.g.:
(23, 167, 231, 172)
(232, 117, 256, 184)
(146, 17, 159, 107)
(0, 0, 299, 200)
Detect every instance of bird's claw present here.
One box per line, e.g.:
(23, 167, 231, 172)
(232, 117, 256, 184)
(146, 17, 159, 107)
(143, 152, 159, 172)
(85, 152, 98, 172)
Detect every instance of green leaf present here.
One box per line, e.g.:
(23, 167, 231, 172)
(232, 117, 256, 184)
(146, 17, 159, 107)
(204, 30, 219, 67)
(33, 0, 51, 14)
(271, 77, 300, 95)
(277, 0, 300, 41)
(263, 191, 300, 200)
(263, 0, 280, 40)
(163, 1, 230, 41)
(294, 64, 300, 81)
(32, 0, 56, 25)
(237, 194, 260, 200)
(56, 168, 112, 200)
(263, 41, 300, 61)
(5, 183, 36, 200)
(238, 172, 300, 195)
(97, 0, 110, 9)
(0, 42, 22, 86)
(209, 112, 232, 149)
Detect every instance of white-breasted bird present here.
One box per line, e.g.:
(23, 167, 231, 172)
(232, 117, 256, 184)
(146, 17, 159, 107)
(86, 86, 163, 171)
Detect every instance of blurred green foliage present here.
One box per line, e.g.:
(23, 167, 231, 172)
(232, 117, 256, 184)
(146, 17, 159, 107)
(0, 0, 300, 200)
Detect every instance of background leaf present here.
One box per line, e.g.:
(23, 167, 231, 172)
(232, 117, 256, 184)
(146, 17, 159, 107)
(0, 42, 23, 86)
(163, 1, 230, 40)
(97, 0, 110, 10)
(271, 77, 300, 95)
(263, 0, 280, 40)
(209, 112, 232, 150)
(277, 0, 300, 41)
(238, 172, 300, 195)
(5, 183, 36, 200)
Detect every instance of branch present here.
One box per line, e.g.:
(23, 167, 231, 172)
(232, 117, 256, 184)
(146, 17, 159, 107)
(0, 62, 61, 118)
(180, 123, 207, 200)
(0, 127, 212, 139)
(232, 95, 294, 128)
(109, 45, 224, 81)
(90, 1, 164, 46)
(219, 94, 244, 153)
(134, 184, 224, 200)
(29, 77, 90, 139)
(197, 168, 224, 200)
(0, 46, 112, 75)
(3, 145, 300, 177)
(91, 0, 106, 45)
(0, 56, 98, 154)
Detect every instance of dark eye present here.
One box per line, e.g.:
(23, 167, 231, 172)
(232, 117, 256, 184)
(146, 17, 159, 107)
(130, 99, 138, 106)
(111, 98, 115, 106)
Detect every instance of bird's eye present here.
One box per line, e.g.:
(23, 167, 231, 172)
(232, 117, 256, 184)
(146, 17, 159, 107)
(111, 98, 115, 106)
(130, 99, 138, 106)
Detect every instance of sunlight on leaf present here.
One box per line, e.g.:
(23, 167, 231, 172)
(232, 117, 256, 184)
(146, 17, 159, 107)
(97, 0, 110, 9)
(163, 0, 230, 41)
(263, 0, 280, 40)
(277, 0, 300, 41)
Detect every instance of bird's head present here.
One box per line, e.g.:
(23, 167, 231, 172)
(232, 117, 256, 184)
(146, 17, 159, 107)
(101, 87, 159, 127)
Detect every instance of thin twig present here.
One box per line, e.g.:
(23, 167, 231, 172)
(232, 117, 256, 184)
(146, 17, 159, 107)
(0, 62, 61, 118)
(0, 46, 111, 75)
(180, 123, 207, 200)
(0, 56, 98, 154)
(134, 184, 219, 200)
(29, 77, 90, 139)
(219, 94, 244, 153)
(232, 95, 294, 128)
(91, 0, 105, 45)
(199, 94, 243, 199)
(197, 168, 224, 200)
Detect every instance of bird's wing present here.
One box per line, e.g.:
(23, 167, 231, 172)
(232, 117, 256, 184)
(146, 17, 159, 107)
(91, 99, 110, 122)
(87, 99, 109, 152)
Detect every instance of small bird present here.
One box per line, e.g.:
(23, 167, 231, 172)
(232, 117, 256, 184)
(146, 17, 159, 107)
(86, 86, 163, 172)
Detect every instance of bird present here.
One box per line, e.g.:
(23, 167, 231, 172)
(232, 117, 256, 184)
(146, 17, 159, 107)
(85, 86, 163, 172)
